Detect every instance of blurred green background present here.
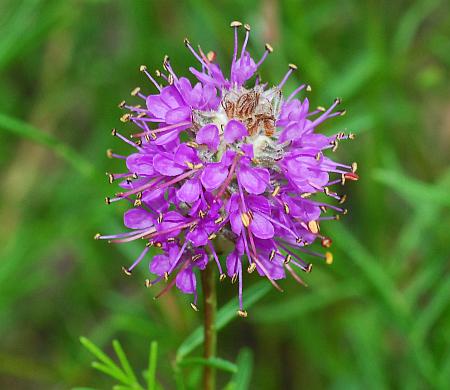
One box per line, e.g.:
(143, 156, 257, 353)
(1, 0, 449, 389)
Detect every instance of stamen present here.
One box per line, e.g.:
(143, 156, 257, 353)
(240, 24, 251, 58)
(286, 84, 307, 102)
(128, 246, 150, 272)
(310, 98, 342, 128)
(208, 242, 224, 276)
(106, 149, 126, 159)
(320, 237, 333, 248)
(230, 21, 242, 63)
(256, 43, 273, 68)
(121, 266, 132, 276)
(285, 263, 308, 286)
(112, 129, 142, 150)
(278, 64, 298, 90)
(139, 65, 161, 91)
(184, 38, 209, 68)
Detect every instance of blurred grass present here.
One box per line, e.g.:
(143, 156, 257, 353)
(0, 0, 449, 389)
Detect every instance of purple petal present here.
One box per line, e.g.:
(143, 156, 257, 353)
(237, 164, 270, 194)
(192, 251, 208, 270)
(160, 85, 185, 108)
(221, 150, 236, 166)
(165, 106, 191, 124)
(126, 153, 154, 175)
(246, 195, 271, 215)
(200, 163, 228, 191)
(226, 251, 240, 277)
(176, 268, 196, 294)
(142, 188, 167, 212)
(240, 144, 254, 158)
(279, 120, 307, 143)
(196, 124, 219, 151)
(153, 154, 184, 176)
(174, 144, 198, 166)
(230, 211, 243, 234)
(149, 254, 171, 275)
(124, 208, 153, 229)
(189, 83, 203, 107)
(177, 77, 192, 95)
(177, 178, 201, 203)
(250, 213, 274, 239)
(188, 227, 209, 247)
(154, 130, 181, 145)
(224, 119, 247, 143)
(146, 95, 169, 118)
(256, 256, 285, 280)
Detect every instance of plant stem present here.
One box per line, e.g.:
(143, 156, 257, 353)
(201, 260, 217, 390)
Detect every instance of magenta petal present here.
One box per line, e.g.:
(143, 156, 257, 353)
(256, 257, 285, 280)
(165, 106, 191, 124)
(237, 164, 270, 194)
(196, 124, 219, 151)
(177, 178, 200, 203)
(200, 163, 228, 191)
(250, 213, 274, 239)
(126, 153, 154, 175)
(230, 211, 243, 234)
(188, 228, 208, 247)
(160, 85, 185, 108)
(240, 144, 254, 158)
(149, 254, 171, 275)
(176, 268, 196, 294)
(146, 95, 169, 118)
(153, 154, 184, 176)
(279, 121, 306, 143)
(124, 208, 153, 229)
(224, 119, 247, 143)
(154, 130, 180, 145)
(226, 251, 240, 277)
(174, 144, 198, 166)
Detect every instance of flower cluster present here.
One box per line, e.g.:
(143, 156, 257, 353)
(97, 21, 358, 316)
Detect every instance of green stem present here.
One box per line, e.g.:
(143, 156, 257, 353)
(201, 260, 217, 390)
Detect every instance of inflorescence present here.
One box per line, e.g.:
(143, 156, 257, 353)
(97, 21, 358, 317)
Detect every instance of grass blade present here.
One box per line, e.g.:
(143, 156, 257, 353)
(91, 362, 130, 385)
(0, 112, 93, 177)
(233, 348, 253, 390)
(112, 340, 138, 383)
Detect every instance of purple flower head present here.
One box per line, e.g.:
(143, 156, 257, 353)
(98, 21, 358, 316)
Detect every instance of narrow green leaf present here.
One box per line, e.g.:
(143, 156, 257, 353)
(147, 341, 158, 390)
(373, 169, 450, 207)
(91, 362, 129, 385)
(253, 281, 364, 322)
(112, 340, 138, 383)
(80, 337, 119, 371)
(332, 223, 409, 319)
(392, 0, 442, 56)
(177, 357, 237, 373)
(176, 281, 271, 361)
(410, 278, 450, 343)
(0, 112, 93, 177)
(233, 348, 253, 390)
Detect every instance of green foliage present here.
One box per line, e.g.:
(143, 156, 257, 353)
(79, 337, 158, 390)
(1, 0, 449, 389)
